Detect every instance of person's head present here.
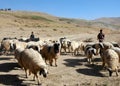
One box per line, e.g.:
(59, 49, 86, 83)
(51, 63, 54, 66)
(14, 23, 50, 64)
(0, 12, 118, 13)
(100, 29, 103, 33)
(31, 32, 34, 34)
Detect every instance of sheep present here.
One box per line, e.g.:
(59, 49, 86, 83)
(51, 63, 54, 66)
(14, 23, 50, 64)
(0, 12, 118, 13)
(13, 40, 27, 50)
(69, 41, 79, 55)
(84, 45, 97, 64)
(77, 41, 86, 55)
(19, 48, 48, 85)
(60, 38, 71, 54)
(40, 42, 60, 66)
(27, 45, 40, 52)
(83, 42, 102, 55)
(99, 42, 114, 67)
(1, 39, 15, 55)
(102, 49, 119, 76)
(26, 40, 45, 52)
(69, 41, 85, 56)
(99, 42, 114, 50)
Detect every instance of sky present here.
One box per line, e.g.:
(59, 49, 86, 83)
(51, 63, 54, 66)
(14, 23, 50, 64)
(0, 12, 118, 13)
(0, 0, 120, 20)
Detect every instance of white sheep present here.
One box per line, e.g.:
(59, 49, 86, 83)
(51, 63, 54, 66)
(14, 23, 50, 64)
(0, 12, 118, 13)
(60, 38, 71, 54)
(103, 49, 119, 76)
(99, 42, 114, 50)
(17, 48, 48, 85)
(26, 40, 45, 52)
(13, 41, 27, 50)
(77, 41, 86, 55)
(70, 41, 79, 55)
(99, 42, 115, 67)
(1, 39, 15, 55)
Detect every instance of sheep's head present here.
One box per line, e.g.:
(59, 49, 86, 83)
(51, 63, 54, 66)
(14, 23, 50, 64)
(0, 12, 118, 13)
(54, 43, 60, 53)
(39, 68, 48, 78)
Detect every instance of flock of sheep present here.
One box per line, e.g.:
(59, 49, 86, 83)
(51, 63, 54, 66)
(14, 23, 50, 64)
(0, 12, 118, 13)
(0, 36, 120, 85)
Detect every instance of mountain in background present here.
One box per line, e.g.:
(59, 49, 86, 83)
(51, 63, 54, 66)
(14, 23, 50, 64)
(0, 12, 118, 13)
(0, 10, 120, 30)
(92, 17, 120, 30)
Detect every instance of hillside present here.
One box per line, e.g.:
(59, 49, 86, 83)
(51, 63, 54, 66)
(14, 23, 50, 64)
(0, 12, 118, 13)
(0, 10, 120, 38)
(93, 17, 120, 30)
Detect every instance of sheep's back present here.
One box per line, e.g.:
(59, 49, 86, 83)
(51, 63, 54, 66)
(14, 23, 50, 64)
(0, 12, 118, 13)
(21, 48, 46, 68)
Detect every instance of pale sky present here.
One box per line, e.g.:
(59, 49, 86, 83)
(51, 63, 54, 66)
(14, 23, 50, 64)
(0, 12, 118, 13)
(0, 0, 119, 20)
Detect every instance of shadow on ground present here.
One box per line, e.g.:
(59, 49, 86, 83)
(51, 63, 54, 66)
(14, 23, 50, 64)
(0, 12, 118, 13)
(76, 64, 105, 77)
(0, 62, 20, 72)
(63, 58, 86, 67)
(0, 74, 26, 86)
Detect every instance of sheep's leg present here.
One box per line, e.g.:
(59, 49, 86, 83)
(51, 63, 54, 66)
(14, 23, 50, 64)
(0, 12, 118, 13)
(25, 69, 28, 78)
(87, 58, 89, 63)
(107, 68, 113, 76)
(68, 47, 71, 53)
(87, 58, 91, 64)
(54, 58, 57, 67)
(33, 75, 35, 81)
(74, 49, 77, 56)
(101, 56, 105, 68)
(96, 49, 99, 55)
(89, 58, 92, 64)
(60, 48, 62, 54)
(71, 49, 73, 56)
(49, 58, 53, 66)
(115, 68, 119, 76)
(35, 74, 41, 85)
(64, 48, 67, 54)
(91, 58, 94, 64)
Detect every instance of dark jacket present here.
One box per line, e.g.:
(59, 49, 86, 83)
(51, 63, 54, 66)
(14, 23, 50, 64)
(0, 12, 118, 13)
(97, 33, 105, 42)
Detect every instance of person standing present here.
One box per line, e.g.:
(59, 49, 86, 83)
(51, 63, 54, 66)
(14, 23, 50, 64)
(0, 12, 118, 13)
(97, 29, 105, 42)
(30, 32, 35, 41)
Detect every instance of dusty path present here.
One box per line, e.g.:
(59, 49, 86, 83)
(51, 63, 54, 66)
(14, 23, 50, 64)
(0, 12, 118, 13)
(0, 53, 120, 86)
(0, 28, 120, 86)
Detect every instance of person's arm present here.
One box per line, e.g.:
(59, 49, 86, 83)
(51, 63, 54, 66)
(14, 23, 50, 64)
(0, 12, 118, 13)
(97, 34, 99, 40)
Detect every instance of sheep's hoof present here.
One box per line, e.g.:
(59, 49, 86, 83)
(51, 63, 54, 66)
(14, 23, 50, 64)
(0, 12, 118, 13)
(55, 65, 57, 67)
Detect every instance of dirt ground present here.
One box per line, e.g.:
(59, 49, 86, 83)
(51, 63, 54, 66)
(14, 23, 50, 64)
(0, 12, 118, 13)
(0, 28, 120, 86)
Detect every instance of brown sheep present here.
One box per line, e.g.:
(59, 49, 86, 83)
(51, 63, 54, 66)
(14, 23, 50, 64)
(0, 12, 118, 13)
(40, 42, 60, 66)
